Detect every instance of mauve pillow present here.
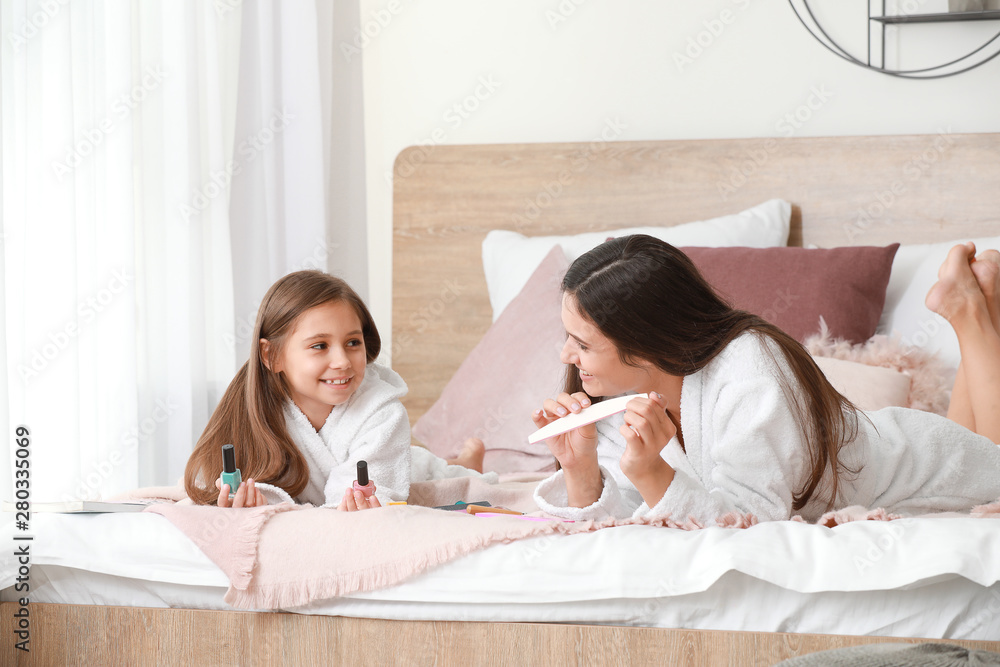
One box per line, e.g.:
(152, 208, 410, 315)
(413, 246, 569, 474)
(682, 245, 900, 344)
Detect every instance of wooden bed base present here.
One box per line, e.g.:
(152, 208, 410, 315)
(10, 133, 999, 665)
(4, 602, 1000, 665)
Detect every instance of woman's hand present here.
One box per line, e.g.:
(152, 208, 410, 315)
(532, 391, 603, 507)
(619, 392, 676, 507)
(533, 391, 599, 468)
(337, 486, 382, 512)
(216, 477, 267, 508)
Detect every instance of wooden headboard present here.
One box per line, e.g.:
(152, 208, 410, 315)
(392, 133, 1000, 424)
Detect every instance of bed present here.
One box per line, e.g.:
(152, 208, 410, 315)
(4, 132, 1000, 665)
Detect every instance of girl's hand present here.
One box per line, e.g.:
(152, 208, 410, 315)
(337, 486, 382, 512)
(532, 392, 603, 506)
(618, 392, 676, 507)
(216, 477, 267, 508)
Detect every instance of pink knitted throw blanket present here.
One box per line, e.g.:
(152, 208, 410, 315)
(138, 476, 994, 610)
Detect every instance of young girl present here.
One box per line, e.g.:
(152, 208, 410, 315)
(184, 270, 487, 509)
(532, 236, 1000, 523)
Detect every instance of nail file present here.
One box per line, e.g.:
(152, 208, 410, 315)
(527, 393, 648, 444)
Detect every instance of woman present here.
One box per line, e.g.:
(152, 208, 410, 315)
(532, 236, 1000, 523)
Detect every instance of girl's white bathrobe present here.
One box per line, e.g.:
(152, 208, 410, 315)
(534, 332, 1000, 523)
(258, 363, 494, 507)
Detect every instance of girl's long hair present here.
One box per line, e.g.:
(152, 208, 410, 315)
(561, 235, 859, 511)
(184, 270, 381, 505)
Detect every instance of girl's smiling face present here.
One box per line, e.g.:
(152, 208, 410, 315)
(265, 300, 367, 427)
(559, 294, 651, 397)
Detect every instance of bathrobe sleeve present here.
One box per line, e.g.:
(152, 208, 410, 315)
(255, 482, 295, 506)
(320, 399, 412, 506)
(639, 338, 813, 523)
(533, 412, 651, 520)
(533, 465, 633, 520)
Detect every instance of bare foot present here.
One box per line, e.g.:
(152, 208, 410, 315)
(971, 249, 1000, 332)
(925, 243, 987, 324)
(447, 438, 485, 473)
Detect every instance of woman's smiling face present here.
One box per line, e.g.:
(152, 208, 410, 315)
(559, 293, 651, 397)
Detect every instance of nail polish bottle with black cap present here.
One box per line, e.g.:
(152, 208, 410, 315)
(353, 460, 375, 498)
(221, 444, 242, 499)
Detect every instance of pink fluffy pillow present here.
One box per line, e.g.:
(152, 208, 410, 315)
(804, 321, 951, 415)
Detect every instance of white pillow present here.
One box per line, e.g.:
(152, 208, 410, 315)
(481, 199, 792, 320)
(881, 236, 1000, 370)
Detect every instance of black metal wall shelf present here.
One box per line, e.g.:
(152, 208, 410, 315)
(871, 9, 1000, 23)
(789, 1, 1000, 78)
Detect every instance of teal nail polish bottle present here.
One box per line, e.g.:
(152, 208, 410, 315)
(221, 444, 242, 499)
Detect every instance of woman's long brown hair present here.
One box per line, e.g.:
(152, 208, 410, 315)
(561, 235, 859, 511)
(183, 270, 381, 505)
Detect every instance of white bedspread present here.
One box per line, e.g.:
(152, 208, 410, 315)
(2, 512, 999, 639)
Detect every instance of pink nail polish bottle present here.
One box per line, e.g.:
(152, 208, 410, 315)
(353, 460, 375, 498)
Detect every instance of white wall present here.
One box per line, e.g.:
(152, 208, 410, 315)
(360, 0, 1000, 347)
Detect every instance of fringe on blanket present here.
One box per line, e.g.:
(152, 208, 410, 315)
(131, 481, 987, 612)
(972, 498, 1000, 517)
(226, 505, 304, 591)
(220, 506, 915, 611)
(221, 511, 769, 610)
(224, 513, 581, 609)
(811, 505, 901, 528)
(145, 502, 306, 592)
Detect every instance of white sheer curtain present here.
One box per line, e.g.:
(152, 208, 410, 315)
(228, 0, 334, 365)
(1, 0, 352, 502)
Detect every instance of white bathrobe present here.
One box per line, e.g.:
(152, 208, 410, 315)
(534, 332, 1000, 523)
(257, 362, 493, 507)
